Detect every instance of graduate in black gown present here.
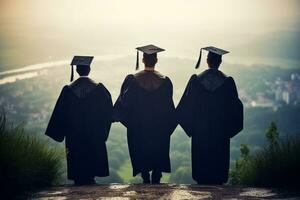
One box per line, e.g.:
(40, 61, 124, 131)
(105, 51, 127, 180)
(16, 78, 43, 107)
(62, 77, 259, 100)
(177, 46, 244, 184)
(113, 45, 177, 184)
(45, 56, 113, 185)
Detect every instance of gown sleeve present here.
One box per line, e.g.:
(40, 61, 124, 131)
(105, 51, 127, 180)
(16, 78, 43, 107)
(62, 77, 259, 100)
(99, 84, 113, 141)
(226, 77, 244, 138)
(176, 74, 198, 137)
(113, 75, 135, 127)
(165, 77, 178, 136)
(45, 86, 68, 142)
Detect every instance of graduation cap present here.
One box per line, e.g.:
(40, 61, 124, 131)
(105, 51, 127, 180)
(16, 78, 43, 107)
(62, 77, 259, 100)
(195, 46, 229, 69)
(135, 44, 165, 70)
(70, 56, 94, 82)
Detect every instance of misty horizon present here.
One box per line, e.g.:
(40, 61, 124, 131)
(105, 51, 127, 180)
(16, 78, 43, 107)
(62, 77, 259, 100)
(1, 0, 300, 71)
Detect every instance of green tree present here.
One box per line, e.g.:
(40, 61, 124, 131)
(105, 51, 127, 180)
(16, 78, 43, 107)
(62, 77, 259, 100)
(240, 144, 250, 159)
(229, 144, 251, 185)
(265, 121, 279, 148)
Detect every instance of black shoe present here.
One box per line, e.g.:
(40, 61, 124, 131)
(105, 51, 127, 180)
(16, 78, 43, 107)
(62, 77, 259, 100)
(141, 172, 150, 184)
(143, 179, 150, 184)
(151, 171, 162, 184)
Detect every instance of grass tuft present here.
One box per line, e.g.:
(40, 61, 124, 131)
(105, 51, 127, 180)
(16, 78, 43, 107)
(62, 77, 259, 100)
(0, 113, 63, 197)
(229, 122, 300, 189)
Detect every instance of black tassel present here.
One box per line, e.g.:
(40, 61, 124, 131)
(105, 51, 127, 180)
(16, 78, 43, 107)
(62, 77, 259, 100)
(195, 48, 202, 69)
(70, 65, 74, 82)
(135, 51, 139, 70)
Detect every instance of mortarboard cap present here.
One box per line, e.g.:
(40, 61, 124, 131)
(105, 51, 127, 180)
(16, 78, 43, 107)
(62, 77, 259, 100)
(195, 46, 229, 69)
(70, 56, 94, 82)
(135, 44, 165, 70)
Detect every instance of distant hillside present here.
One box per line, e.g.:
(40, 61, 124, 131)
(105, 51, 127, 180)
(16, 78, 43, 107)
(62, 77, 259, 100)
(233, 30, 300, 62)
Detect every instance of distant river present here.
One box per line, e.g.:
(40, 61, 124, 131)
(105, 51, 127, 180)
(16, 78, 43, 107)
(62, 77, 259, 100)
(1, 54, 298, 86)
(0, 55, 125, 85)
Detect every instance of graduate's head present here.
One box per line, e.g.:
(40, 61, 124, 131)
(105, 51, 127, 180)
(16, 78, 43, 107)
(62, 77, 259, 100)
(70, 56, 94, 81)
(76, 65, 91, 76)
(135, 44, 165, 70)
(194, 46, 229, 69)
(207, 52, 222, 69)
(142, 53, 158, 68)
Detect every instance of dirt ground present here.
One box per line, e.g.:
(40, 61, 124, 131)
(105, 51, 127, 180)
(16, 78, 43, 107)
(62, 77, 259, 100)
(30, 184, 300, 200)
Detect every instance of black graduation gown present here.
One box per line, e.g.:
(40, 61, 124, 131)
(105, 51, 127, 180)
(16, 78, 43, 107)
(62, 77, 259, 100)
(177, 69, 243, 184)
(113, 72, 177, 176)
(45, 78, 113, 180)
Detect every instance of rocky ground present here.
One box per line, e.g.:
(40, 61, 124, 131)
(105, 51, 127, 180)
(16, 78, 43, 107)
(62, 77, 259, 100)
(30, 184, 299, 200)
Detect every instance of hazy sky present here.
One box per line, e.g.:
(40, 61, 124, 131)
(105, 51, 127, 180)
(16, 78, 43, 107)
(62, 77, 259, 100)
(1, 0, 300, 69)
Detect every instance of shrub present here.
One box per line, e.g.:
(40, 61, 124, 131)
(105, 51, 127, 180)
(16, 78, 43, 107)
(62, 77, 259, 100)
(0, 114, 63, 197)
(229, 122, 300, 189)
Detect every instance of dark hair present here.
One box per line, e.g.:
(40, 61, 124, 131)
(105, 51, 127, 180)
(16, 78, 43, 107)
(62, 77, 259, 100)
(143, 53, 157, 67)
(76, 65, 90, 76)
(207, 52, 222, 68)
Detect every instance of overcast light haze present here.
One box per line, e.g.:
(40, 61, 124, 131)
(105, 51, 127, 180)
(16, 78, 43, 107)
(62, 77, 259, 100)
(1, 0, 300, 70)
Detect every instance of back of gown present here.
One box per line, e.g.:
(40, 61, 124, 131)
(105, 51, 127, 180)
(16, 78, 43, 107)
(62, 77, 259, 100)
(114, 71, 177, 176)
(133, 71, 176, 138)
(177, 69, 243, 183)
(45, 77, 113, 180)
